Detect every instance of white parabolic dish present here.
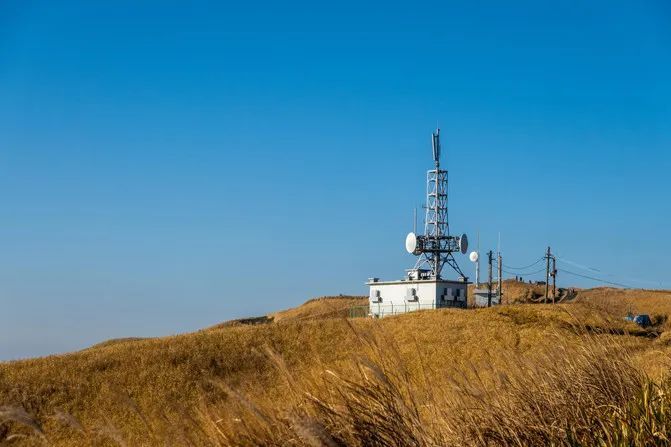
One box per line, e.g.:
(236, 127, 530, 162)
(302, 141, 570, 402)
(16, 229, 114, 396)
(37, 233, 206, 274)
(469, 251, 479, 262)
(405, 232, 418, 254)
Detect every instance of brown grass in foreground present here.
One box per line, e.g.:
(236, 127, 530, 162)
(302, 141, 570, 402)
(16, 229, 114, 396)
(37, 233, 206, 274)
(3, 328, 671, 446)
(2, 285, 671, 445)
(211, 328, 671, 446)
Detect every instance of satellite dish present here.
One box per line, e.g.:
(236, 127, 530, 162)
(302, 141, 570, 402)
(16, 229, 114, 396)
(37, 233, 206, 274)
(405, 232, 418, 254)
(459, 234, 468, 254)
(469, 251, 479, 262)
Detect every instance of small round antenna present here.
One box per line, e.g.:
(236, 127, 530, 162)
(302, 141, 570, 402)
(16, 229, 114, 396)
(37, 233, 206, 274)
(405, 232, 418, 254)
(459, 234, 468, 254)
(469, 251, 479, 263)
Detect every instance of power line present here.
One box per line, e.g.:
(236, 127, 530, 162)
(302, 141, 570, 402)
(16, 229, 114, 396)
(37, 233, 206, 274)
(555, 256, 602, 273)
(503, 251, 665, 290)
(558, 268, 631, 288)
(502, 267, 546, 276)
(556, 257, 663, 288)
(503, 257, 545, 270)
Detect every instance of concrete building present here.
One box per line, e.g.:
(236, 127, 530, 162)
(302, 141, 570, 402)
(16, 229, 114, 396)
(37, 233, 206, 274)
(368, 270, 468, 317)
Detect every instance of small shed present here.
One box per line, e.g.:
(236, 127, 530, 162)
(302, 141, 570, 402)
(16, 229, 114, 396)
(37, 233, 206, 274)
(473, 288, 501, 307)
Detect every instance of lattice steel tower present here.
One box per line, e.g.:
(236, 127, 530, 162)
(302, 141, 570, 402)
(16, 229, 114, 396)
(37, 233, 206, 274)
(412, 129, 467, 279)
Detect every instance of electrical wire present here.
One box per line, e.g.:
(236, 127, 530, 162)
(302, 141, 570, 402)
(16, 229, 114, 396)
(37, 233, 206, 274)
(558, 268, 631, 288)
(556, 256, 663, 288)
(502, 267, 546, 276)
(497, 253, 664, 289)
(502, 257, 545, 271)
(555, 256, 601, 273)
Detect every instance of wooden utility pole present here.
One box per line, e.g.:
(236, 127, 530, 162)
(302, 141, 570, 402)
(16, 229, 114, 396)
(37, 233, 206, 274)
(544, 246, 551, 303)
(487, 250, 493, 307)
(551, 256, 557, 304)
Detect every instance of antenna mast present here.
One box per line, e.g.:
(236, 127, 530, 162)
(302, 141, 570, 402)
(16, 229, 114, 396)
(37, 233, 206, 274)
(413, 207, 417, 234)
(413, 128, 465, 279)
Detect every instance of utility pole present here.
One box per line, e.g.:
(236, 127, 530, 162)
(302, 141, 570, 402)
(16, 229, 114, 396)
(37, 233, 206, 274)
(497, 252, 502, 304)
(487, 250, 493, 307)
(551, 256, 557, 304)
(544, 246, 551, 303)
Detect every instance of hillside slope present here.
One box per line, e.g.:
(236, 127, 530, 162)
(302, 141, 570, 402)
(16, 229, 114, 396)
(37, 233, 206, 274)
(1, 286, 671, 445)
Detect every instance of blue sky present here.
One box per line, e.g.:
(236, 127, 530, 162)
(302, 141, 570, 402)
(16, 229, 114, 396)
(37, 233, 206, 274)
(1, 1, 670, 360)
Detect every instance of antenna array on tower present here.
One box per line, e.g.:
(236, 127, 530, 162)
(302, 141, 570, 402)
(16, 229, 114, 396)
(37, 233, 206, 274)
(405, 129, 468, 280)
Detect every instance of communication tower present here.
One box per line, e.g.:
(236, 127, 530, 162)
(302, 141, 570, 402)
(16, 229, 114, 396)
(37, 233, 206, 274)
(368, 128, 470, 317)
(405, 129, 468, 279)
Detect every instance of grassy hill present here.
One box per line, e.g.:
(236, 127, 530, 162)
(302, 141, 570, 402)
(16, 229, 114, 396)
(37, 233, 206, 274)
(2, 283, 671, 445)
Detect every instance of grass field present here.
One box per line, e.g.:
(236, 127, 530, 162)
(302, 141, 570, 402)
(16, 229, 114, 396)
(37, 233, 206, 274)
(2, 281, 671, 445)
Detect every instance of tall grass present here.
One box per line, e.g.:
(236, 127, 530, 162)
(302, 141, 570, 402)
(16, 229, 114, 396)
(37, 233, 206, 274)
(207, 327, 671, 446)
(3, 289, 671, 445)
(3, 334, 671, 445)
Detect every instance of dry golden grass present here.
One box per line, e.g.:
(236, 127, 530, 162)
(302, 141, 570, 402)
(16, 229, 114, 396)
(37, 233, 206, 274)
(2, 284, 671, 445)
(269, 295, 367, 322)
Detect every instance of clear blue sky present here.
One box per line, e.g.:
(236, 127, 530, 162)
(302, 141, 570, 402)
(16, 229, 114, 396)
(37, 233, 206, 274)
(1, 1, 670, 360)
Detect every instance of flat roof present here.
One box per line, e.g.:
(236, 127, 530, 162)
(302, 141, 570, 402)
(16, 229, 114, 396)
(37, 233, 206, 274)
(366, 278, 471, 286)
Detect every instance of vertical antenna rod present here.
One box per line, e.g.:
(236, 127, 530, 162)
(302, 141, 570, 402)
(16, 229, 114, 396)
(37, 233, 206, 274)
(475, 231, 480, 286)
(413, 207, 417, 234)
(432, 128, 441, 169)
(498, 252, 502, 303)
(432, 129, 441, 275)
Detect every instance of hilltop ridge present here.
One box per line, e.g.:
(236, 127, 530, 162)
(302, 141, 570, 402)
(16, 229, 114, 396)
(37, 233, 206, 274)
(1, 283, 671, 445)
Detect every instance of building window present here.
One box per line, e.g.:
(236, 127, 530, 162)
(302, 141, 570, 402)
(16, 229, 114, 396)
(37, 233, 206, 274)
(371, 290, 382, 303)
(407, 288, 418, 302)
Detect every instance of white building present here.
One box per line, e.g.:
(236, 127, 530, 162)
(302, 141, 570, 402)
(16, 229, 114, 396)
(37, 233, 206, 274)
(367, 269, 468, 317)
